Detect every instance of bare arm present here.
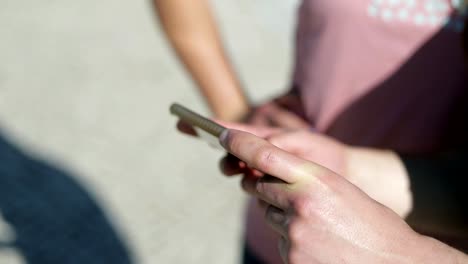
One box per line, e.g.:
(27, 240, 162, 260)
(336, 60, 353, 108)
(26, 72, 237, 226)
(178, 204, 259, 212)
(219, 129, 468, 263)
(346, 147, 413, 217)
(213, 123, 467, 238)
(153, 0, 249, 121)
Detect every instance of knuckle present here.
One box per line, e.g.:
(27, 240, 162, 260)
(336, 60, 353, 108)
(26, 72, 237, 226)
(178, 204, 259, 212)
(292, 130, 311, 142)
(287, 249, 302, 264)
(316, 169, 342, 193)
(297, 130, 309, 137)
(252, 146, 277, 171)
(292, 196, 314, 218)
(266, 136, 281, 147)
(287, 220, 304, 245)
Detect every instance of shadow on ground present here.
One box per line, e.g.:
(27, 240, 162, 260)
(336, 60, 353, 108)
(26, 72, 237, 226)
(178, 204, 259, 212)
(0, 130, 133, 264)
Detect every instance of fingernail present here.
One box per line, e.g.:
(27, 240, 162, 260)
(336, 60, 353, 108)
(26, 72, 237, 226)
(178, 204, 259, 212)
(219, 129, 230, 148)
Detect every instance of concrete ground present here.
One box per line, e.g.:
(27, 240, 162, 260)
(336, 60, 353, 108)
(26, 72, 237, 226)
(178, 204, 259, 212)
(0, 1, 298, 263)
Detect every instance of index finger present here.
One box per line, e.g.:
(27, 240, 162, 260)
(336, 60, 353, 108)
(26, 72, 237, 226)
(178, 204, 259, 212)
(214, 120, 283, 138)
(177, 120, 198, 136)
(219, 129, 323, 184)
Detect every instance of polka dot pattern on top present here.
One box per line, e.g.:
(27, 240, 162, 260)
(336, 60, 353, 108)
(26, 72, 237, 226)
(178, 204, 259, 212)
(367, 0, 467, 31)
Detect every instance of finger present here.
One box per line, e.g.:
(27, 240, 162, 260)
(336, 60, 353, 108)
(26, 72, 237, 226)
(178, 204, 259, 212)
(176, 120, 198, 136)
(243, 167, 264, 178)
(220, 129, 321, 184)
(240, 173, 290, 209)
(219, 154, 245, 176)
(240, 175, 259, 195)
(267, 104, 309, 129)
(214, 120, 282, 138)
(250, 168, 264, 178)
(278, 236, 290, 264)
(267, 131, 306, 154)
(246, 105, 273, 126)
(255, 175, 293, 209)
(257, 198, 269, 210)
(265, 205, 288, 237)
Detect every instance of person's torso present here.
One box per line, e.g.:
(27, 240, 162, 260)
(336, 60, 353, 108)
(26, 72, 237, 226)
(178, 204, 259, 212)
(248, 1, 468, 263)
(293, 0, 467, 153)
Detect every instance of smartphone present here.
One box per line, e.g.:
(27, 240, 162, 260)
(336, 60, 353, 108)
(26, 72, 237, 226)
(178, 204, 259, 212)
(170, 103, 227, 149)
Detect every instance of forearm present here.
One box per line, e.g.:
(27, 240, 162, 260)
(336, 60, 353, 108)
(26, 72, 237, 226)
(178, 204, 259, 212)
(153, 0, 249, 120)
(344, 148, 468, 260)
(345, 147, 413, 217)
(347, 147, 468, 237)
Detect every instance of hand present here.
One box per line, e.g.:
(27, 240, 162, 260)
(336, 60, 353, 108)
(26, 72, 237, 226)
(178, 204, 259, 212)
(219, 129, 348, 189)
(246, 92, 309, 129)
(218, 129, 467, 264)
(264, 130, 347, 176)
(177, 119, 411, 217)
(217, 124, 412, 217)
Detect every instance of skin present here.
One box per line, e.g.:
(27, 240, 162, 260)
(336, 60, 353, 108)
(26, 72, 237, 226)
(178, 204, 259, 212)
(153, 0, 309, 126)
(159, 0, 467, 258)
(212, 122, 412, 218)
(153, 0, 249, 121)
(218, 129, 468, 264)
(178, 119, 467, 249)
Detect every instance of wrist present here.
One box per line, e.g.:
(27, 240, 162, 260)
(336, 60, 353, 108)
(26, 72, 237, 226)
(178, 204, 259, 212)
(412, 234, 468, 263)
(345, 147, 413, 217)
(212, 93, 250, 122)
(215, 104, 250, 122)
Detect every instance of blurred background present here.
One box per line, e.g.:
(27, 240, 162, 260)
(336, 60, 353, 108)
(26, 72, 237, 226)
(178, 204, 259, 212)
(0, 1, 298, 263)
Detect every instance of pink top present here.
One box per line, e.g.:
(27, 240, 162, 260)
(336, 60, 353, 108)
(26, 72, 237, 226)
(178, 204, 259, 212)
(247, 1, 467, 263)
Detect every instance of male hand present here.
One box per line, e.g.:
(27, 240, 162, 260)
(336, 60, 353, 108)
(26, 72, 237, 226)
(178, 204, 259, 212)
(178, 120, 411, 217)
(219, 129, 464, 264)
